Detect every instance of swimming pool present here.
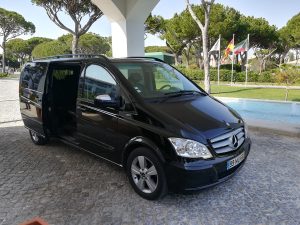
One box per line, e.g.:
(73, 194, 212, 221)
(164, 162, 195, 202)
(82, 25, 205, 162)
(219, 98, 300, 125)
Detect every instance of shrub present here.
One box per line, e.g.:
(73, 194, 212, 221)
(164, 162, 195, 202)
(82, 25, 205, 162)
(175, 66, 204, 80)
(275, 68, 300, 85)
(220, 64, 241, 72)
(175, 65, 298, 84)
(258, 71, 276, 83)
(0, 73, 8, 78)
(210, 69, 234, 82)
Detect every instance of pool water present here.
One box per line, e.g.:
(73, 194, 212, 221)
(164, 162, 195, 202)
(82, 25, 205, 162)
(219, 98, 300, 125)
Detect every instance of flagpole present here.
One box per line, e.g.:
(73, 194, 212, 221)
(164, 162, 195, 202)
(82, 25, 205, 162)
(245, 34, 250, 86)
(231, 34, 235, 86)
(218, 34, 221, 86)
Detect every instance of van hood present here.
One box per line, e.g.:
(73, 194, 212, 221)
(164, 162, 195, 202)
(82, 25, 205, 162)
(145, 95, 243, 140)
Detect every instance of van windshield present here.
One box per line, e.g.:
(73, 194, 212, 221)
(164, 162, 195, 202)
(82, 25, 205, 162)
(113, 61, 205, 99)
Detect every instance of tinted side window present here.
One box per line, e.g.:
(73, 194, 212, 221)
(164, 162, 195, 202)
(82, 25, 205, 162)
(84, 65, 117, 101)
(20, 63, 47, 92)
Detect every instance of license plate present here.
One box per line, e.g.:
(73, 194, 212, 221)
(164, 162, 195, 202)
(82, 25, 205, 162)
(227, 152, 245, 170)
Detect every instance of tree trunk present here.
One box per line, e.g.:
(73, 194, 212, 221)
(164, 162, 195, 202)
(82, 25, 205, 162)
(259, 59, 263, 74)
(174, 53, 180, 65)
(185, 43, 191, 68)
(183, 49, 190, 68)
(296, 49, 300, 66)
(279, 54, 283, 70)
(196, 56, 203, 69)
(262, 60, 266, 71)
(2, 39, 6, 73)
(72, 34, 79, 54)
(202, 29, 210, 94)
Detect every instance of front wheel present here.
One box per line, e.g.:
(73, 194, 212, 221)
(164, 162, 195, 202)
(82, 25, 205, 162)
(126, 147, 167, 200)
(29, 130, 48, 145)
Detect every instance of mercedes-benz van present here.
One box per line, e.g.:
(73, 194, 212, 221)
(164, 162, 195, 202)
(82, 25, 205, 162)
(19, 55, 251, 200)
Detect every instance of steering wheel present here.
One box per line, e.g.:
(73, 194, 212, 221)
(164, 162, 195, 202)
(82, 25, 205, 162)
(159, 84, 172, 90)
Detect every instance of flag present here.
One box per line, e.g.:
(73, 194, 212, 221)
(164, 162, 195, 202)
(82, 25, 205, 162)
(209, 38, 220, 53)
(234, 38, 249, 55)
(224, 39, 234, 58)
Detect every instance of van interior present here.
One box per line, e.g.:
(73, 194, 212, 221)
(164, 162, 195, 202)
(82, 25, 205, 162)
(48, 64, 81, 137)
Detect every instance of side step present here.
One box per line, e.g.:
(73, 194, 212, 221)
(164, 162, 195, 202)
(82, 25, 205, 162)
(59, 135, 80, 145)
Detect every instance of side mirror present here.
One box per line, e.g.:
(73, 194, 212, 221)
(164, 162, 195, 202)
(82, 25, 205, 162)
(94, 94, 120, 109)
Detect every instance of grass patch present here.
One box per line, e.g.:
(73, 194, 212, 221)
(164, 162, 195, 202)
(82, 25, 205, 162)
(205, 85, 300, 102)
(154, 80, 300, 102)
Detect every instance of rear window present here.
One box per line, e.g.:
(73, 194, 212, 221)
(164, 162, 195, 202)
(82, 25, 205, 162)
(20, 62, 48, 92)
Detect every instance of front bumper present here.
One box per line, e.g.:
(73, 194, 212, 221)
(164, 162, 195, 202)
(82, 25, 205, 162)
(165, 138, 251, 191)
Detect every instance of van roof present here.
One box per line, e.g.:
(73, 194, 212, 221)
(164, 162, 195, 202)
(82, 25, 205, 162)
(30, 54, 165, 64)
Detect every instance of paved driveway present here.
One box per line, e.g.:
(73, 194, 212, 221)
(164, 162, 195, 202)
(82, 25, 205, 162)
(0, 79, 299, 225)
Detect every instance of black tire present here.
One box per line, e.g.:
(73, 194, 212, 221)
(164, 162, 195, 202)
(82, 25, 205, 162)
(29, 130, 48, 145)
(126, 147, 168, 200)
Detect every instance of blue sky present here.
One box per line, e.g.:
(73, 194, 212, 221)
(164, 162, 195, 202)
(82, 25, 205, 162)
(0, 0, 299, 46)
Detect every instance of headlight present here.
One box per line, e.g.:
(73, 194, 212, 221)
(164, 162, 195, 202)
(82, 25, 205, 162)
(168, 138, 212, 159)
(244, 122, 249, 138)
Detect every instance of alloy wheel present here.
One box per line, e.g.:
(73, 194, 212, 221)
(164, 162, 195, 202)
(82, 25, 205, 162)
(31, 131, 39, 142)
(131, 156, 158, 193)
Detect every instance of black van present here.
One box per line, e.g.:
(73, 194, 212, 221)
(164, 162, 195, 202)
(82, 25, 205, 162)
(19, 55, 251, 200)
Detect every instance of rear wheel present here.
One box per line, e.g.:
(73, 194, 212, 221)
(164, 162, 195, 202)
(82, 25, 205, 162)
(29, 130, 48, 145)
(126, 147, 167, 200)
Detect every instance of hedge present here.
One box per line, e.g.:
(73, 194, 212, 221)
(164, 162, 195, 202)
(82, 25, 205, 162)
(175, 66, 279, 83)
(0, 73, 8, 78)
(220, 64, 242, 72)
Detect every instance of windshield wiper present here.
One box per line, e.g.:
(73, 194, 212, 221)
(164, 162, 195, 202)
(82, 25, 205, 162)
(164, 90, 207, 97)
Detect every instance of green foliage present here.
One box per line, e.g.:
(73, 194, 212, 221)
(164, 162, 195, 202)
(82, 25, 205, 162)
(6, 37, 52, 65)
(0, 73, 8, 78)
(276, 26, 293, 55)
(199, 4, 243, 44)
(32, 40, 71, 58)
(145, 46, 172, 53)
(145, 14, 166, 35)
(57, 34, 72, 46)
(285, 13, 300, 47)
(6, 38, 29, 59)
(240, 16, 278, 48)
(163, 10, 199, 55)
(32, 33, 112, 58)
(78, 33, 111, 55)
(0, 7, 35, 72)
(57, 33, 111, 55)
(31, 0, 103, 53)
(174, 66, 292, 84)
(276, 65, 300, 85)
(175, 65, 204, 80)
(26, 37, 52, 55)
(32, 0, 102, 18)
(220, 64, 241, 72)
(0, 7, 35, 39)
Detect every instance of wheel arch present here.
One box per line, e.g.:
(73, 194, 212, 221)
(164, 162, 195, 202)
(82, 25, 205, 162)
(122, 136, 166, 168)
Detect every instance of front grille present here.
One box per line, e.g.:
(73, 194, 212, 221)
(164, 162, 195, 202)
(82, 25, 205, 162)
(210, 127, 245, 154)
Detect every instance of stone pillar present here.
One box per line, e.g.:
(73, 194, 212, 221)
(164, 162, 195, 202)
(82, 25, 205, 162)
(92, 0, 160, 57)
